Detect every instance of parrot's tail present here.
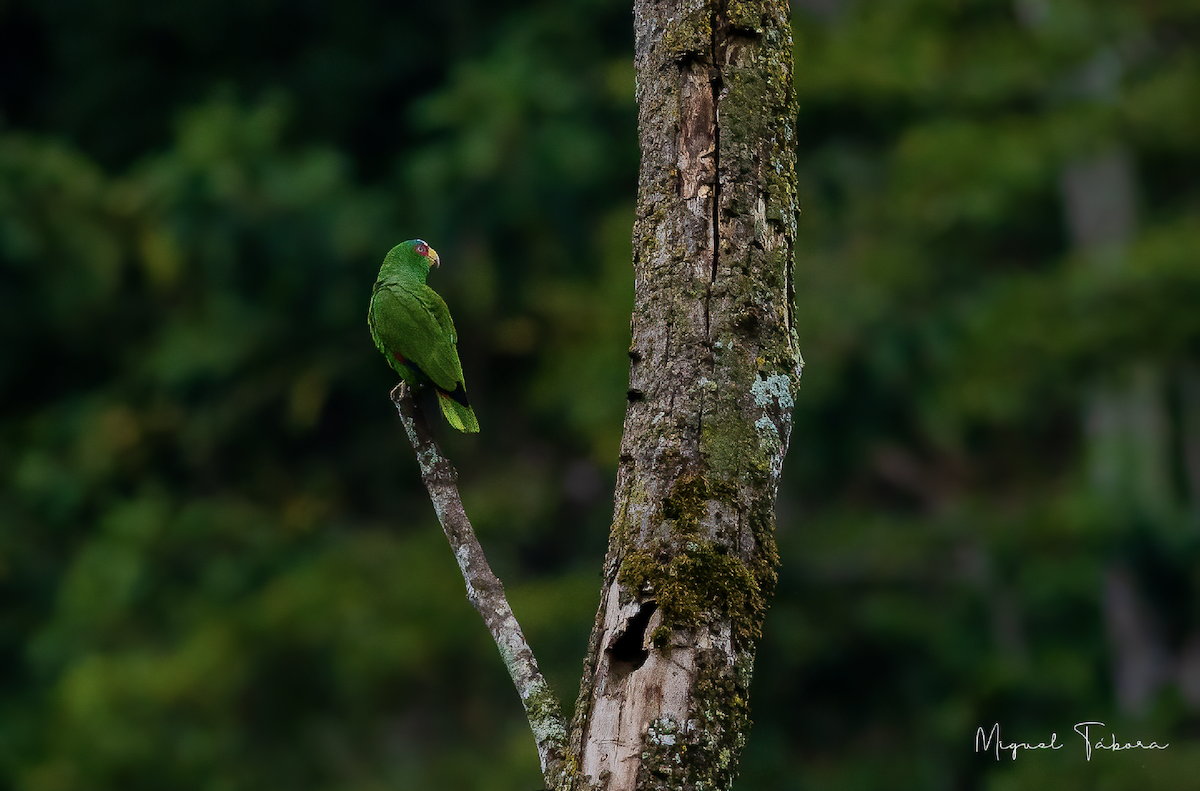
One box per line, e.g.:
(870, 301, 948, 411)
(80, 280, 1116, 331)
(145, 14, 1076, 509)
(437, 391, 480, 433)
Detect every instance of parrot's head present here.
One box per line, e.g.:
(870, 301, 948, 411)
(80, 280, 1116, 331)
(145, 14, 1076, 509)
(412, 239, 440, 268)
(381, 238, 441, 280)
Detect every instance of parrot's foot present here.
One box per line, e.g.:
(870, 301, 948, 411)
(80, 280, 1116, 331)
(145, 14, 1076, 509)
(390, 382, 408, 402)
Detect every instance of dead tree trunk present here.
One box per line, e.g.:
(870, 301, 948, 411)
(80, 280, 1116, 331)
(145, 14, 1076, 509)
(568, 2, 801, 788)
(396, 2, 799, 788)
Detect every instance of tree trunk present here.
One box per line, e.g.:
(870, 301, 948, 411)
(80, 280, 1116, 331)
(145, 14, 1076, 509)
(568, 1, 801, 788)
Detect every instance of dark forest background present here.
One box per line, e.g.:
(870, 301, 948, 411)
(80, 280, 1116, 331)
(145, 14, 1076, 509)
(3, 0, 1200, 788)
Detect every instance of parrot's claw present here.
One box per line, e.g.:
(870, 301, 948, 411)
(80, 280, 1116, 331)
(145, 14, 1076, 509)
(391, 382, 407, 401)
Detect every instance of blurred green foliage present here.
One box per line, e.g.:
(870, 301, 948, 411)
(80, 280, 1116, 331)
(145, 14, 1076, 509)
(2, 0, 1199, 789)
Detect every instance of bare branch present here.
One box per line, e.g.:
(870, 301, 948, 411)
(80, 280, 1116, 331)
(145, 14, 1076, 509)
(391, 384, 573, 789)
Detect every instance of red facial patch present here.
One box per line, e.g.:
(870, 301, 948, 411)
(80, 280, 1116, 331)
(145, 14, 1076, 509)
(392, 352, 407, 364)
(414, 242, 429, 257)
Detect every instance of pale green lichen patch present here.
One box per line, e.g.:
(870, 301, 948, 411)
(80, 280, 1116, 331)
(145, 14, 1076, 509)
(751, 373, 794, 478)
(754, 415, 778, 443)
(750, 372, 793, 411)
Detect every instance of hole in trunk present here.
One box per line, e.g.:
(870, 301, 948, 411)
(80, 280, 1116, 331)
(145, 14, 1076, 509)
(607, 601, 658, 677)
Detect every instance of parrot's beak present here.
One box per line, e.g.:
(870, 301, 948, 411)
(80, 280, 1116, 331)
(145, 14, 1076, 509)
(430, 248, 441, 268)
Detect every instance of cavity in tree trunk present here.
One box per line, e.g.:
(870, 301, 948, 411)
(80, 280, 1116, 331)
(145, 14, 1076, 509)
(396, 1, 800, 789)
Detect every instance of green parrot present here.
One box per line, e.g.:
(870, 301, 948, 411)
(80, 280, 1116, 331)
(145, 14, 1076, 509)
(368, 239, 480, 433)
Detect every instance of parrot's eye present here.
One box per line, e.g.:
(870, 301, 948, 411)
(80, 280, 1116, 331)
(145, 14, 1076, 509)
(414, 242, 430, 257)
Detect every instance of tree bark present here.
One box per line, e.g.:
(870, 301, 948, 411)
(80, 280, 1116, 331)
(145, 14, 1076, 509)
(568, 2, 801, 789)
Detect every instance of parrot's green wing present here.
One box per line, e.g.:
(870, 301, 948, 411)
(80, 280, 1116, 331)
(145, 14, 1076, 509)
(368, 280, 480, 433)
(369, 281, 464, 390)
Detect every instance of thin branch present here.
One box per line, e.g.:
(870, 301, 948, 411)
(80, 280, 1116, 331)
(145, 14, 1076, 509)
(391, 384, 573, 789)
